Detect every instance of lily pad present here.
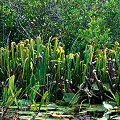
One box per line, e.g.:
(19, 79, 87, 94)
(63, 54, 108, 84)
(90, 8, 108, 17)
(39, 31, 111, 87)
(63, 93, 79, 105)
(18, 99, 32, 106)
(112, 116, 120, 119)
(19, 116, 33, 119)
(17, 111, 35, 115)
(9, 106, 18, 109)
(35, 117, 68, 120)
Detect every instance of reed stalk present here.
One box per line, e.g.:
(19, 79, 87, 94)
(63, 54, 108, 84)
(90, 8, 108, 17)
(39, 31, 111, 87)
(19, 42, 24, 66)
(0, 47, 3, 66)
(102, 48, 108, 83)
(67, 53, 74, 80)
(53, 37, 58, 60)
(11, 42, 16, 70)
(36, 36, 43, 56)
(4, 49, 10, 77)
(74, 53, 80, 84)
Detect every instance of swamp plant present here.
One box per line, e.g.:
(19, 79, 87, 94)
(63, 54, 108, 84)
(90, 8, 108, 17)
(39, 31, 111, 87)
(0, 37, 119, 109)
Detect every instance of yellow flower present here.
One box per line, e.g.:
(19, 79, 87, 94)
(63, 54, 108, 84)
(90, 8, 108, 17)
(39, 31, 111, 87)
(57, 46, 64, 54)
(69, 53, 74, 59)
(35, 55, 38, 58)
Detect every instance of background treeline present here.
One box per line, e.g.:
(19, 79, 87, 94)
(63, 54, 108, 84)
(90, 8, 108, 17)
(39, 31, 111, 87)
(0, 0, 120, 108)
(0, 0, 120, 52)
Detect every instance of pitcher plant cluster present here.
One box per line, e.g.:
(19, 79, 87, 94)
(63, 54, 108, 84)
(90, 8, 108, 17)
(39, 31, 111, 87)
(0, 37, 120, 105)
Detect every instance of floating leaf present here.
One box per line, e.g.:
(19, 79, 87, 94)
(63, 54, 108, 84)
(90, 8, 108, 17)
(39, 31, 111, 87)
(63, 93, 79, 105)
(17, 111, 35, 115)
(103, 101, 113, 110)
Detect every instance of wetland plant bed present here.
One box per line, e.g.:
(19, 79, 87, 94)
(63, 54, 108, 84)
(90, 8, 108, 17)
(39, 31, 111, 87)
(1, 101, 119, 120)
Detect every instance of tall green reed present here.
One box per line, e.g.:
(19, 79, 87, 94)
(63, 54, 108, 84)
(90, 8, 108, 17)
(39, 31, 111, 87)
(82, 45, 94, 81)
(0, 47, 3, 65)
(0, 36, 119, 103)
(67, 53, 74, 81)
(11, 42, 16, 70)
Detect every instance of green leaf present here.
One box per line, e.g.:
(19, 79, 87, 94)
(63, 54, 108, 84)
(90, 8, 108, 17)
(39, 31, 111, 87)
(63, 93, 79, 105)
(103, 101, 113, 110)
(18, 99, 32, 106)
(8, 75, 15, 94)
(115, 92, 119, 105)
(17, 111, 35, 115)
(93, 83, 99, 90)
(39, 91, 49, 110)
(3, 88, 8, 104)
(6, 88, 22, 107)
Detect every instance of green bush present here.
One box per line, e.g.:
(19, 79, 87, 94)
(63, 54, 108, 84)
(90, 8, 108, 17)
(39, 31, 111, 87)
(0, 0, 120, 52)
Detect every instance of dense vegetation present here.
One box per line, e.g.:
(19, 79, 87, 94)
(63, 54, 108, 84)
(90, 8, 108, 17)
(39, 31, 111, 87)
(0, 0, 120, 119)
(1, 0, 120, 50)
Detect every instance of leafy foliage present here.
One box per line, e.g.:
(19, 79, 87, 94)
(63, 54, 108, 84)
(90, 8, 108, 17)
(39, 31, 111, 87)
(0, 37, 119, 105)
(0, 1, 120, 119)
(0, 0, 120, 52)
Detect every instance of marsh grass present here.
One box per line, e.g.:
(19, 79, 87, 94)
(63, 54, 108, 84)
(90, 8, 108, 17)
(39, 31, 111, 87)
(0, 37, 119, 108)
